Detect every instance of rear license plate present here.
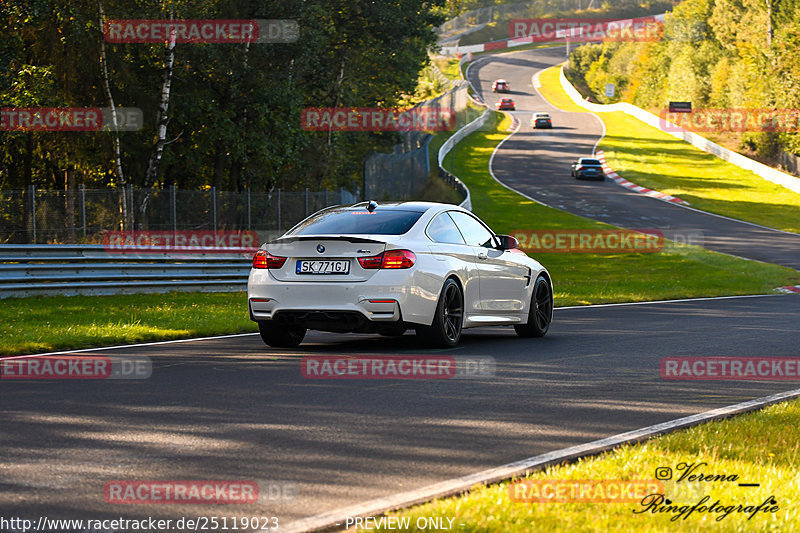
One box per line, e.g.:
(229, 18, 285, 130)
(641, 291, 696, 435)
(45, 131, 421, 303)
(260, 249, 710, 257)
(296, 260, 350, 274)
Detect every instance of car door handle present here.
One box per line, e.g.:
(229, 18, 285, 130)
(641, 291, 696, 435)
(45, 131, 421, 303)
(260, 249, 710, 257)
(477, 253, 488, 260)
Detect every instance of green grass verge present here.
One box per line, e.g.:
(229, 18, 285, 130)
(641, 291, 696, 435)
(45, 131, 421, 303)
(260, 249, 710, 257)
(443, 111, 799, 306)
(538, 65, 800, 234)
(432, 57, 462, 81)
(0, 291, 255, 356)
(358, 398, 800, 532)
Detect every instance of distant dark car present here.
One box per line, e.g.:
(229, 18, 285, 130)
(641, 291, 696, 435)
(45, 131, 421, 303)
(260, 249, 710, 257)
(496, 97, 515, 111)
(492, 79, 510, 93)
(532, 112, 552, 129)
(571, 158, 605, 180)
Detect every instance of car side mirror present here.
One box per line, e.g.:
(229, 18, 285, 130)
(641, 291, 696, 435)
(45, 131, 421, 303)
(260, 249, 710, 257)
(497, 235, 519, 250)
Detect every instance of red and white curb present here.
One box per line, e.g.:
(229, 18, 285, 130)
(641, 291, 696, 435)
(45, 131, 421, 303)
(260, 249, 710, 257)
(596, 150, 689, 206)
(777, 285, 800, 294)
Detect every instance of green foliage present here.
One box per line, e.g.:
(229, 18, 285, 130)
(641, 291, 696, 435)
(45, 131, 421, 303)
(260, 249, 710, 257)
(0, 0, 446, 194)
(568, 0, 800, 158)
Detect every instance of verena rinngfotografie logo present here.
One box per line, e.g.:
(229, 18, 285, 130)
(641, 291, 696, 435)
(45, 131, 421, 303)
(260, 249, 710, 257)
(104, 19, 298, 43)
(300, 107, 456, 132)
(508, 16, 663, 42)
(1, 107, 143, 132)
(661, 357, 800, 380)
(659, 108, 800, 133)
(1, 355, 151, 380)
(103, 230, 259, 254)
(512, 229, 664, 253)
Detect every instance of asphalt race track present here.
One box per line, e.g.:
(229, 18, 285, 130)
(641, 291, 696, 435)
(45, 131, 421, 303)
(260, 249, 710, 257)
(469, 46, 800, 270)
(2, 295, 800, 529)
(3, 47, 800, 533)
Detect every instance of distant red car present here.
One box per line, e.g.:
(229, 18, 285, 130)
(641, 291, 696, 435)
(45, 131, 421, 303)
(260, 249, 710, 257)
(496, 97, 515, 111)
(492, 79, 510, 93)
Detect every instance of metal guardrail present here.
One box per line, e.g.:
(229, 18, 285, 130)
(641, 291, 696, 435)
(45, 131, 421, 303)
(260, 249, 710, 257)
(0, 244, 251, 298)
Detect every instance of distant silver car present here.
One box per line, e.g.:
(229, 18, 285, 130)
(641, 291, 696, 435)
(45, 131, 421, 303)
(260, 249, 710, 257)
(248, 201, 553, 348)
(571, 157, 605, 180)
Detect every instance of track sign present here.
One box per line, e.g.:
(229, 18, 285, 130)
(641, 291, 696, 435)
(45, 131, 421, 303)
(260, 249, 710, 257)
(669, 101, 692, 113)
(605, 83, 615, 98)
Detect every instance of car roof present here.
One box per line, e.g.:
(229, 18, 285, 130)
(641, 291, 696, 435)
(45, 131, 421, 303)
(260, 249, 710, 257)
(535, 112, 550, 116)
(333, 201, 465, 214)
(494, 79, 508, 83)
(579, 158, 601, 163)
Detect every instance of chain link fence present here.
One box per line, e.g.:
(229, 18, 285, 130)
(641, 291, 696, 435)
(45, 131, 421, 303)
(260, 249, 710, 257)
(363, 81, 472, 201)
(437, 1, 536, 42)
(0, 186, 359, 244)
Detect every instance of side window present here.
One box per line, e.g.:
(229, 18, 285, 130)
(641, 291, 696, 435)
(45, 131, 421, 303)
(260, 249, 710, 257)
(426, 213, 466, 244)
(449, 212, 495, 248)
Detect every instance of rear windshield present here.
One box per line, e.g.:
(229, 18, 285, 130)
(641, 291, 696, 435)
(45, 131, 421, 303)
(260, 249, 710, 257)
(289, 209, 424, 235)
(581, 159, 601, 165)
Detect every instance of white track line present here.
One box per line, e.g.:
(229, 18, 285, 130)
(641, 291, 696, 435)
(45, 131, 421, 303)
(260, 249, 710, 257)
(282, 387, 800, 533)
(3, 332, 259, 360)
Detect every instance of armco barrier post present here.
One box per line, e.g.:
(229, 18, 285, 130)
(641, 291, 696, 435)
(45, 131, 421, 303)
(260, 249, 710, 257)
(80, 184, 86, 239)
(211, 186, 217, 233)
(246, 187, 251, 230)
(276, 189, 281, 232)
(171, 185, 177, 234)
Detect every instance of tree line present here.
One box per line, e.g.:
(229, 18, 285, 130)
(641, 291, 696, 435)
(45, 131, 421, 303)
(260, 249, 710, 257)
(0, 0, 449, 207)
(567, 0, 800, 159)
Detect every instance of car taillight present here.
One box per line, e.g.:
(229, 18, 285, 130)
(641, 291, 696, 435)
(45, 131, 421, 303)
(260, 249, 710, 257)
(253, 250, 287, 269)
(576, 166, 584, 171)
(358, 249, 416, 269)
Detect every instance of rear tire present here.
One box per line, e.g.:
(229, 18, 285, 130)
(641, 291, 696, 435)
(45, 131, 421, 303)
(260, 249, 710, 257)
(515, 275, 553, 338)
(258, 321, 306, 348)
(417, 278, 463, 347)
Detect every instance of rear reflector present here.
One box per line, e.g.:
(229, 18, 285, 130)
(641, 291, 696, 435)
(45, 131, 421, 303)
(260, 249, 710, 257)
(358, 249, 416, 269)
(253, 250, 287, 269)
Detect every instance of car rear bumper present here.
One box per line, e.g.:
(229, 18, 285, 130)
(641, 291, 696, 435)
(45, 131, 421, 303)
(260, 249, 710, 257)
(247, 269, 439, 330)
(577, 172, 605, 180)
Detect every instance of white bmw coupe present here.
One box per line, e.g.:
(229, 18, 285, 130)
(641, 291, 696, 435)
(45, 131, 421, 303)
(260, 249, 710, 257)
(248, 201, 553, 347)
